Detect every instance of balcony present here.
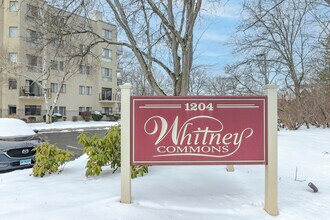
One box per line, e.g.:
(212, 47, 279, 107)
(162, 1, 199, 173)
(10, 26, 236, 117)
(27, 65, 42, 73)
(99, 93, 118, 103)
(19, 86, 43, 99)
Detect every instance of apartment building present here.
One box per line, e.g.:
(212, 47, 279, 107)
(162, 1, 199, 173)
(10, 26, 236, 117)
(0, 0, 122, 121)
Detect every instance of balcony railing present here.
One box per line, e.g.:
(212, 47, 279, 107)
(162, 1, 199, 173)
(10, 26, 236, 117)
(27, 65, 42, 73)
(19, 86, 43, 98)
(99, 93, 118, 102)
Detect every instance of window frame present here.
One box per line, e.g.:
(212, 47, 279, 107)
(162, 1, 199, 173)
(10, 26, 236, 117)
(102, 48, 112, 61)
(86, 86, 92, 95)
(9, 1, 19, 12)
(8, 79, 17, 90)
(60, 84, 66, 93)
(9, 53, 18, 63)
(50, 83, 58, 93)
(25, 105, 41, 116)
(102, 29, 112, 40)
(79, 85, 85, 95)
(9, 26, 18, 38)
(101, 67, 112, 81)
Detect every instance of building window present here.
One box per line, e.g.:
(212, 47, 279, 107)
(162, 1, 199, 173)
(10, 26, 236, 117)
(26, 54, 42, 68)
(86, 86, 92, 95)
(79, 86, 85, 95)
(79, 65, 84, 74)
(86, 107, 92, 112)
(51, 83, 58, 93)
(27, 4, 41, 18)
(101, 87, 112, 100)
(59, 106, 66, 115)
(25, 105, 41, 115)
(9, 1, 19, 12)
(86, 66, 92, 75)
(60, 84, 66, 93)
(50, 60, 59, 70)
(102, 48, 112, 61)
(102, 29, 112, 40)
(59, 61, 64, 71)
(8, 105, 17, 115)
(9, 53, 18, 63)
(8, 79, 17, 90)
(102, 67, 112, 81)
(79, 65, 92, 74)
(102, 107, 112, 115)
(26, 54, 42, 72)
(26, 29, 42, 43)
(78, 107, 85, 115)
(9, 26, 18, 38)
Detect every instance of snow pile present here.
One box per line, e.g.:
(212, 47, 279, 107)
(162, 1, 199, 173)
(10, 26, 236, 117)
(0, 128, 329, 220)
(29, 121, 119, 132)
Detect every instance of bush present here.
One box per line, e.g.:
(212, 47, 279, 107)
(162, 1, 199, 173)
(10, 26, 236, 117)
(108, 113, 121, 121)
(53, 113, 63, 120)
(78, 126, 148, 178)
(131, 165, 149, 178)
(72, 116, 78, 122)
(43, 114, 62, 123)
(80, 111, 91, 122)
(28, 116, 36, 123)
(32, 142, 74, 177)
(92, 111, 103, 121)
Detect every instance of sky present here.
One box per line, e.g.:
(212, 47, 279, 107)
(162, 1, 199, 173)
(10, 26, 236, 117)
(194, 1, 243, 75)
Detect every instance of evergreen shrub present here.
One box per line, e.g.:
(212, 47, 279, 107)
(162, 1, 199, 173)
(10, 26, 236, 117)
(32, 142, 74, 177)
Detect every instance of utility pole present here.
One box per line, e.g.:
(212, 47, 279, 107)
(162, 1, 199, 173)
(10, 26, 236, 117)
(256, 53, 268, 84)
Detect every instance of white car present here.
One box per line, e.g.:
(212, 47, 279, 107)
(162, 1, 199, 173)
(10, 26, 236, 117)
(0, 118, 42, 172)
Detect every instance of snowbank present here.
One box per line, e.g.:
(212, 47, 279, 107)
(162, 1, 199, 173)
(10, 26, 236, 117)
(0, 128, 329, 220)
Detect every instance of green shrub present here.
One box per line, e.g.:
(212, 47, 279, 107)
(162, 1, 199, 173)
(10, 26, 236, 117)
(108, 113, 121, 121)
(72, 116, 78, 122)
(78, 126, 148, 178)
(43, 114, 61, 123)
(92, 112, 103, 121)
(32, 142, 74, 177)
(28, 116, 36, 123)
(131, 165, 149, 178)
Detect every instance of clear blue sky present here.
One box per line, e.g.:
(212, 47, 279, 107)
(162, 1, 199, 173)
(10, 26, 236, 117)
(194, 1, 243, 75)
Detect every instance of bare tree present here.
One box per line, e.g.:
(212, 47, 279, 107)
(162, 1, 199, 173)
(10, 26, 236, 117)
(206, 75, 239, 96)
(45, 0, 219, 96)
(229, 0, 325, 97)
(188, 67, 210, 96)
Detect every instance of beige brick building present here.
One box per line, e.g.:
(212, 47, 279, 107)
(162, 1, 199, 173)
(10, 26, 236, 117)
(0, 0, 122, 121)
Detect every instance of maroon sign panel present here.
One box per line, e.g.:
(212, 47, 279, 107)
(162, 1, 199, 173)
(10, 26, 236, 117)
(131, 97, 267, 165)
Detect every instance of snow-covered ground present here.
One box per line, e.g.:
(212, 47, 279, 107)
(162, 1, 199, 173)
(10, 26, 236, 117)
(0, 126, 329, 220)
(29, 121, 119, 132)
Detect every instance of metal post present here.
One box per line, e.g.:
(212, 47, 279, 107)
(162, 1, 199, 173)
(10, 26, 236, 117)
(264, 84, 278, 216)
(120, 83, 132, 204)
(226, 165, 234, 172)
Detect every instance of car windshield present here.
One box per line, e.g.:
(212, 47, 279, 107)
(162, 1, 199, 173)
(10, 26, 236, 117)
(0, 135, 41, 142)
